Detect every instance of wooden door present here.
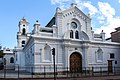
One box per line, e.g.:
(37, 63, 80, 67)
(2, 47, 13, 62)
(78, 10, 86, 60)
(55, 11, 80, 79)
(108, 60, 113, 73)
(70, 52, 82, 72)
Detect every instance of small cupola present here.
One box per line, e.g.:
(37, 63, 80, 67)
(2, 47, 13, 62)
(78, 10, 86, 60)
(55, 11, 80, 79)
(18, 17, 29, 35)
(19, 17, 29, 26)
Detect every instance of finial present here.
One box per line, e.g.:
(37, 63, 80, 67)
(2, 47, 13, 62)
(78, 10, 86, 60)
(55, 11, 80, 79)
(34, 20, 40, 26)
(21, 16, 26, 21)
(56, 7, 61, 13)
(102, 30, 103, 32)
(87, 14, 90, 18)
(36, 20, 38, 22)
(23, 16, 25, 19)
(71, 3, 77, 7)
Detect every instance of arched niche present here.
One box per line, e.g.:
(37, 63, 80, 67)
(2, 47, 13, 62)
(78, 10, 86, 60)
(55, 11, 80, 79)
(44, 44, 51, 61)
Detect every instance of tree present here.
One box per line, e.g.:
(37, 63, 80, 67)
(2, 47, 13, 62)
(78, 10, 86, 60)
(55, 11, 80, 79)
(0, 45, 4, 58)
(0, 50, 3, 58)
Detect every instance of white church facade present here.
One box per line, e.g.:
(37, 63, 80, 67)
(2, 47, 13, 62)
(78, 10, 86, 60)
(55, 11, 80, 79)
(15, 4, 120, 73)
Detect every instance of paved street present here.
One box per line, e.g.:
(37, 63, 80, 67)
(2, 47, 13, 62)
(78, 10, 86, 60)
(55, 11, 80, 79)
(1, 75, 120, 80)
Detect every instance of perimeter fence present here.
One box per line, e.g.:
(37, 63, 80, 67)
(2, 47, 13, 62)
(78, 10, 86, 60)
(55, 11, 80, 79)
(0, 65, 120, 79)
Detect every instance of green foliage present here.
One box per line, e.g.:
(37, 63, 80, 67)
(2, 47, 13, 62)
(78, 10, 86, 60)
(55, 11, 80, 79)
(0, 50, 4, 58)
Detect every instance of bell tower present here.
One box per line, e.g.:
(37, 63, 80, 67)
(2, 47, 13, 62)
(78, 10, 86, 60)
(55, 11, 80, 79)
(17, 17, 30, 48)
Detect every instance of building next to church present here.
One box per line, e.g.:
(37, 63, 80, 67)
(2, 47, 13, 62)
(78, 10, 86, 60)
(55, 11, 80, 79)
(111, 27, 120, 42)
(3, 48, 14, 69)
(14, 3, 120, 73)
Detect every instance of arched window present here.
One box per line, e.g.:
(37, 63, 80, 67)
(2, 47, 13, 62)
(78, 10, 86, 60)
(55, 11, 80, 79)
(75, 30, 79, 39)
(23, 25, 25, 27)
(22, 28, 26, 35)
(44, 45, 51, 61)
(22, 40, 25, 47)
(10, 57, 14, 63)
(70, 30, 73, 38)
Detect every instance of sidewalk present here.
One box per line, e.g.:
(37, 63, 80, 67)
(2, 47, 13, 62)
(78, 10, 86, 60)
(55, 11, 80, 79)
(1, 75, 120, 80)
(35, 75, 120, 80)
(1, 69, 120, 80)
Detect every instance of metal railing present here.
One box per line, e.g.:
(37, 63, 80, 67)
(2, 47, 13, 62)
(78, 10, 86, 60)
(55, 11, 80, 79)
(0, 65, 120, 79)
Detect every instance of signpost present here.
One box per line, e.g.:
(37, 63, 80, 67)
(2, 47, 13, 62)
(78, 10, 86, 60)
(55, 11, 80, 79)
(52, 48, 56, 80)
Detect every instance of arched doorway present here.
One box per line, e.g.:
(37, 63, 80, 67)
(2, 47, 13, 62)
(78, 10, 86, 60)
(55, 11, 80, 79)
(70, 52, 82, 72)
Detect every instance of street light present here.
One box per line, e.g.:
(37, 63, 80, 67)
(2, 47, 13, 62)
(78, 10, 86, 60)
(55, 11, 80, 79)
(14, 47, 18, 71)
(52, 48, 56, 80)
(52, 48, 55, 55)
(40, 49, 42, 55)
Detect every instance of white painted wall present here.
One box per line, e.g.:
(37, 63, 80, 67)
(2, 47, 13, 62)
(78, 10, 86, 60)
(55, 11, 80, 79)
(15, 4, 120, 73)
(3, 48, 14, 69)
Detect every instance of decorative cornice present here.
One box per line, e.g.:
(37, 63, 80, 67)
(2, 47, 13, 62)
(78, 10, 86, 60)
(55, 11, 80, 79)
(90, 41, 120, 46)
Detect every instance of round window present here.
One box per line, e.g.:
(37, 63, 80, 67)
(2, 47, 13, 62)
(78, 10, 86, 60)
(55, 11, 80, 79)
(71, 22, 77, 29)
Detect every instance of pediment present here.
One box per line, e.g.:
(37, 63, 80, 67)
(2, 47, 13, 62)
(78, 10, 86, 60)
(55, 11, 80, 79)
(62, 6, 91, 21)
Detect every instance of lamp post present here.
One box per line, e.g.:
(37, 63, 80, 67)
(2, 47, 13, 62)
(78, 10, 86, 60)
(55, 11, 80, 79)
(52, 48, 56, 80)
(14, 47, 18, 71)
(40, 49, 42, 55)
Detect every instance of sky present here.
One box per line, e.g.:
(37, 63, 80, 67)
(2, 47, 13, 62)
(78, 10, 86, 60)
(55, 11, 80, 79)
(0, 0, 120, 48)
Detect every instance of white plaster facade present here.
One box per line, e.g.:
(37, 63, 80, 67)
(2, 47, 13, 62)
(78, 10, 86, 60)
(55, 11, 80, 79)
(3, 48, 14, 69)
(15, 4, 120, 72)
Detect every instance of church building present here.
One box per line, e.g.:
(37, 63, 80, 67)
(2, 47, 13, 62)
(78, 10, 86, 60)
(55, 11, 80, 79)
(15, 3, 120, 73)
